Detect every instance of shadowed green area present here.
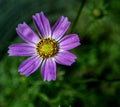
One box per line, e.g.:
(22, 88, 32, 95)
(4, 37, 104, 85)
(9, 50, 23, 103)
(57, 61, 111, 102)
(0, 0, 120, 107)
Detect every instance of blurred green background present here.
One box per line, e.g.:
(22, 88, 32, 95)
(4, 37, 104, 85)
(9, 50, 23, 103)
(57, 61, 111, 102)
(0, 0, 120, 107)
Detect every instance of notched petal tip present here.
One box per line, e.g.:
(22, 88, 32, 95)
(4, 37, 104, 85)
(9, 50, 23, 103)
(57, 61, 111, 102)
(8, 50, 12, 56)
(43, 78, 56, 82)
(32, 12, 45, 21)
(8, 47, 13, 56)
(16, 22, 26, 29)
(20, 72, 29, 77)
(33, 11, 44, 16)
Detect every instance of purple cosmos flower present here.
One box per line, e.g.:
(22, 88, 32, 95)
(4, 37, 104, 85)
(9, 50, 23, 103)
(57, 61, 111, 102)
(8, 12, 80, 82)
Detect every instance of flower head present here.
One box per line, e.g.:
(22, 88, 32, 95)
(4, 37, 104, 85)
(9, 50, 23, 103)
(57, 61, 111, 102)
(8, 12, 80, 82)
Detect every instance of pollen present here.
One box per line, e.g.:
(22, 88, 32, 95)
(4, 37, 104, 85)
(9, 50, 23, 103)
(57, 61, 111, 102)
(36, 38, 58, 59)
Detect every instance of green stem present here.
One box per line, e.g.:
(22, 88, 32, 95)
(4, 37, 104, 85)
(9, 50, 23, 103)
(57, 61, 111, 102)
(70, 0, 87, 33)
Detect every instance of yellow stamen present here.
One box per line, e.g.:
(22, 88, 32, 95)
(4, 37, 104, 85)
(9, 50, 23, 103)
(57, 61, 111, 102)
(36, 38, 58, 59)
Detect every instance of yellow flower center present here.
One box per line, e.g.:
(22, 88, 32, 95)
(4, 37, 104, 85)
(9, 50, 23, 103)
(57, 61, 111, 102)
(36, 38, 58, 59)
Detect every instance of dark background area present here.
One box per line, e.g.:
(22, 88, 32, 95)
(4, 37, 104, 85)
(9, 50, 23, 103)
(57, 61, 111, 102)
(0, 0, 120, 107)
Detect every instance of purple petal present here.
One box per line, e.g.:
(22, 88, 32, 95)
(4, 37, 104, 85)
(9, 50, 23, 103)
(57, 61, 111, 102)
(8, 43, 35, 56)
(16, 22, 40, 44)
(41, 58, 56, 82)
(18, 56, 42, 76)
(59, 34, 80, 50)
(32, 12, 51, 38)
(55, 51, 77, 66)
(52, 16, 70, 41)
